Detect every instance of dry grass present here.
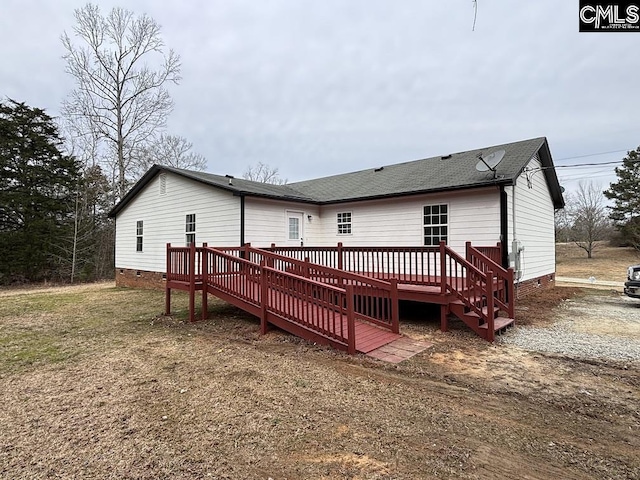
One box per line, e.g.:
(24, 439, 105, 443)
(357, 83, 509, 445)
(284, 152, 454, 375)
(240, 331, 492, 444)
(556, 242, 640, 282)
(0, 280, 638, 479)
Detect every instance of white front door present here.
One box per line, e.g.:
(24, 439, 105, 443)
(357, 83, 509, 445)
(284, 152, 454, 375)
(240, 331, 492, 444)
(286, 211, 304, 246)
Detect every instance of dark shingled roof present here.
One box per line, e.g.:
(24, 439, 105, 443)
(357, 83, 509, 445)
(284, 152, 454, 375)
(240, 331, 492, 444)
(109, 137, 564, 218)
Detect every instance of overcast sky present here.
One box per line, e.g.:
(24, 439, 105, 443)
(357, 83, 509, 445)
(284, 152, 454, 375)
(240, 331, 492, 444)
(2, 0, 638, 194)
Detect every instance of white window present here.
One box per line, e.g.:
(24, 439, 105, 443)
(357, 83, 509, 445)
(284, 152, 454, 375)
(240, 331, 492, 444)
(136, 220, 143, 252)
(423, 204, 448, 246)
(288, 217, 299, 240)
(186, 214, 196, 246)
(337, 212, 352, 235)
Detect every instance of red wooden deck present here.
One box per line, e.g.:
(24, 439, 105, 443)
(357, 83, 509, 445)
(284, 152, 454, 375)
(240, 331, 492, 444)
(165, 242, 516, 352)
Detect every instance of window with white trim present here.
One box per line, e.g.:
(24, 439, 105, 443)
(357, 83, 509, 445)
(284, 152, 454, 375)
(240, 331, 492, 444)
(136, 220, 143, 252)
(186, 213, 196, 246)
(288, 217, 299, 240)
(337, 212, 352, 235)
(423, 204, 448, 246)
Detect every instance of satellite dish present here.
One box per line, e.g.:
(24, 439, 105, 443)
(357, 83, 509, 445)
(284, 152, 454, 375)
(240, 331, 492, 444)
(475, 149, 506, 172)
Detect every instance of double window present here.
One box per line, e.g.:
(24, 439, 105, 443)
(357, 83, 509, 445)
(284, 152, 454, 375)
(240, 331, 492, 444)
(186, 214, 196, 246)
(337, 212, 352, 235)
(136, 221, 143, 252)
(423, 204, 448, 246)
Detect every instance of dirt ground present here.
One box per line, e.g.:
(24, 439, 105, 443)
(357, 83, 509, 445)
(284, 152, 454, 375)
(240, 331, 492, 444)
(0, 250, 638, 479)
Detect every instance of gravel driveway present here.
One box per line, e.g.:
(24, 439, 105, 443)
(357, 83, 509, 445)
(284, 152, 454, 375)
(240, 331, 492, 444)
(499, 292, 640, 362)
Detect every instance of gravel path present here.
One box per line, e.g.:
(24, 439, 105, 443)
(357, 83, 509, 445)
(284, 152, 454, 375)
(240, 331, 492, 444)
(499, 294, 640, 362)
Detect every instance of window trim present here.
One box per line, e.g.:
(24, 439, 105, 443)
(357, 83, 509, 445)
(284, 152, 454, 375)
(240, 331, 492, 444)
(423, 204, 448, 246)
(337, 211, 352, 235)
(136, 220, 143, 252)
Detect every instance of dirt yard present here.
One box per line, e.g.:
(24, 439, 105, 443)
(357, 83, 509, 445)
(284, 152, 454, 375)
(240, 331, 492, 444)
(0, 247, 638, 479)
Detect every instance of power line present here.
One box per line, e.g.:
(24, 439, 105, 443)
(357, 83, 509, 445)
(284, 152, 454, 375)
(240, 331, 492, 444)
(555, 149, 631, 162)
(555, 160, 624, 168)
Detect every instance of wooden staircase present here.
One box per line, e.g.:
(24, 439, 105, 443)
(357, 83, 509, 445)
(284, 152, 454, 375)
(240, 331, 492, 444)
(448, 298, 514, 341)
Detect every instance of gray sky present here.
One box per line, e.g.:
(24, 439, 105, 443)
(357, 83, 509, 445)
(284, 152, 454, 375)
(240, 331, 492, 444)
(2, 1, 638, 194)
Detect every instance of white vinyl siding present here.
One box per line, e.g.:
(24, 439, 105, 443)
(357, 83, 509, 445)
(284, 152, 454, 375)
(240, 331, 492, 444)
(244, 198, 320, 247)
(115, 172, 240, 272)
(311, 187, 501, 258)
(507, 155, 556, 282)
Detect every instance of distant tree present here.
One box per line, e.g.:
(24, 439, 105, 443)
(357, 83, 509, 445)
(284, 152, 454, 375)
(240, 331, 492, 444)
(133, 133, 206, 177)
(604, 146, 640, 251)
(554, 192, 573, 243)
(243, 162, 287, 185)
(568, 182, 611, 259)
(62, 3, 181, 199)
(0, 100, 81, 284)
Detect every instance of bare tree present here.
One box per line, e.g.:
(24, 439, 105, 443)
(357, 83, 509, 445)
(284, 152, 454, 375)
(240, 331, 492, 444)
(568, 182, 611, 258)
(243, 162, 287, 185)
(133, 133, 207, 177)
(62, 3, 181, 199)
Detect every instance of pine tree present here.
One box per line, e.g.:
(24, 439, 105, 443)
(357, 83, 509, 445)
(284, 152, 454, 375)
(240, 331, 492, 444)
(0, 100, 81, 283)
(604, 147, 640, 251)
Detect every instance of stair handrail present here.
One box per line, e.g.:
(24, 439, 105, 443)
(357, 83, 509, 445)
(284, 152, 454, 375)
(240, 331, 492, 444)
(466, 242, 515, 319)
(442, 242, 491, 324)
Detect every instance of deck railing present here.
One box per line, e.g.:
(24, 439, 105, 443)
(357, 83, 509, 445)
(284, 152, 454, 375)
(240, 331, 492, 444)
(166, 244, 203, 283)
(466, 242, 515, 319)
(471, 242, 502, 266)
(204, 247, 262, 309)
(263, 243, 442, 286)
(199, 245, 357, 353)
(248, 246, 399, 333)
(262, 265, 356, 353)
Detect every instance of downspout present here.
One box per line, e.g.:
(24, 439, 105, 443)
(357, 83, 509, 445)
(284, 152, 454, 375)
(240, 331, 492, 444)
(240, 195, 245, 249)
(500, 186, 509, 269)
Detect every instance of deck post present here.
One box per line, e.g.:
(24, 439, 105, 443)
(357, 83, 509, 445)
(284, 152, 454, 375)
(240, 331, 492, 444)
(201, 244, 208, 321)
(260, 261, 269, 334)
(465, 241, 472, 262)
(165, 243, 171, 315)
(439, 241, 447, 295)
(440, 305, 448, 332)
(486, 268, 495, 342)
(345, 285, 356, 354)
(390, 278, 400, 334)
(303, 257, 310, 278)
(337, 242, 343, 271)
(189, 242, 196, 323)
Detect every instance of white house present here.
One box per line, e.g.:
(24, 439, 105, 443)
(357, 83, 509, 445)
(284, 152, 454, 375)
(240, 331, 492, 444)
(109, 137, 564, 293)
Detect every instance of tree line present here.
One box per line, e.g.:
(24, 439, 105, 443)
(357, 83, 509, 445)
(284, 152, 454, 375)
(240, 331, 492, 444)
(0, 3, 284, 285)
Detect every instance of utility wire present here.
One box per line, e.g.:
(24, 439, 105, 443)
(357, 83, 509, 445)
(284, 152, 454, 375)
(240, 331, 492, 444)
(555, 149, 631, 162)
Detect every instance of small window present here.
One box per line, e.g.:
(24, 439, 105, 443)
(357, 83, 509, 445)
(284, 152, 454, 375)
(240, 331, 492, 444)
(423, 205, 448, 246)
(337, 212, 352, 235)
(288, 217, 299, 240)
(136, 220, 143, 252)
(186, 214, 196, 246)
